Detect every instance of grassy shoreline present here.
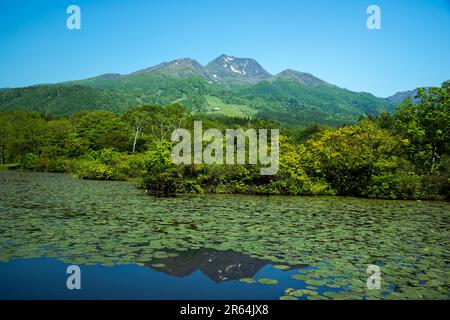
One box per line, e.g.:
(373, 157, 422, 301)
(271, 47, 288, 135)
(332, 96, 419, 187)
(1, 169, 448, 202)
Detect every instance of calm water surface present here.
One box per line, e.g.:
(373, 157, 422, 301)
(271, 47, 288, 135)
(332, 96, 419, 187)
(0, 172, 448, 300)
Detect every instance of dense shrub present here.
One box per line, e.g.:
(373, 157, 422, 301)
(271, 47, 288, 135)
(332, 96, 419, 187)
(1, 81, 449, 200)
(73, 149, 147, 181)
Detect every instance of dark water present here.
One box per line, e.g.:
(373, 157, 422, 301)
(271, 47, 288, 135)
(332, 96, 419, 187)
(0, 172, 449, 300)
(0, 256, 309, 300)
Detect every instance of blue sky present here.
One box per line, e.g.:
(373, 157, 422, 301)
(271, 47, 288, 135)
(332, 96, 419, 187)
(0, 0, 449, 97)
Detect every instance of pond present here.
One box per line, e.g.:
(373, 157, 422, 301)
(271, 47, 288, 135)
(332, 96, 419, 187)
(0, 171, 448, 300)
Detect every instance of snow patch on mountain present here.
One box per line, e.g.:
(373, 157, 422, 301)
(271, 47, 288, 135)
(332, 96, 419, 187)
(230, 65, 245, 75)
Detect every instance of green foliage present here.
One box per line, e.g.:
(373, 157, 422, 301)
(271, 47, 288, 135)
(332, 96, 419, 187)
(141, 140, 331, 197)
(1, 74, 395, 128)
(305, 121, 409, 197)
(395, 81, 450, 174)
(226, 79, 394, 127)
(0, 110, 46, 165)
(1, 81, 449, 200)
(73, 149, 148, 181)
(143, 141, 185, 196)
(71, 111, 131, 152)
(68, 75, 210, 113)
(365, 169, 423, 200)
(0, 85, 131, 116)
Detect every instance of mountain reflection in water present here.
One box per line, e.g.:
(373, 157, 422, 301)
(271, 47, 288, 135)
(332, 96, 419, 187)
(146, 249, 308, 282)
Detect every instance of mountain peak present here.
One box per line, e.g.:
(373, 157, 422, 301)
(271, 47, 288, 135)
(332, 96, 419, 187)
(97, 55, 334, 87)
(275, 69, 329, 87)
(205, 55, 272, 84)
(386, 88, 425, 105)
(132, 58, 209, 79)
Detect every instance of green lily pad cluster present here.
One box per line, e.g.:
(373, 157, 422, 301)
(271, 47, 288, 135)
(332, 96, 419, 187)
(0, 172, 449, 300)
(258, 278, 278, 285)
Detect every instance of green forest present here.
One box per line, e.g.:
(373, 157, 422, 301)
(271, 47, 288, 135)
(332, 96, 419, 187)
(1, 81, 449, 200)
(0, 74, 394, 128)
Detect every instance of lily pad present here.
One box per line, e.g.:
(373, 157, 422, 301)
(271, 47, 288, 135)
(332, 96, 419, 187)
(273, 265, 290, 270)
(279, 295, 298, 300)
(239, 278, 257, 284)
(258, 278, 278, 285)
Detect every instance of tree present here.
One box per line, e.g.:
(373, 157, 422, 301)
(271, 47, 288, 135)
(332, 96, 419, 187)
(123, 104, 189, 152)
(148, 104, 189, 142)
(0, 111, 46, 164)
(395, 81, 450, 173)
(123, 106, 154, 153)
(71, 111, 131, 152)
(41, 118, 78, 158)
(0, 113, 10, 165)
(306, 120, 406, 196)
